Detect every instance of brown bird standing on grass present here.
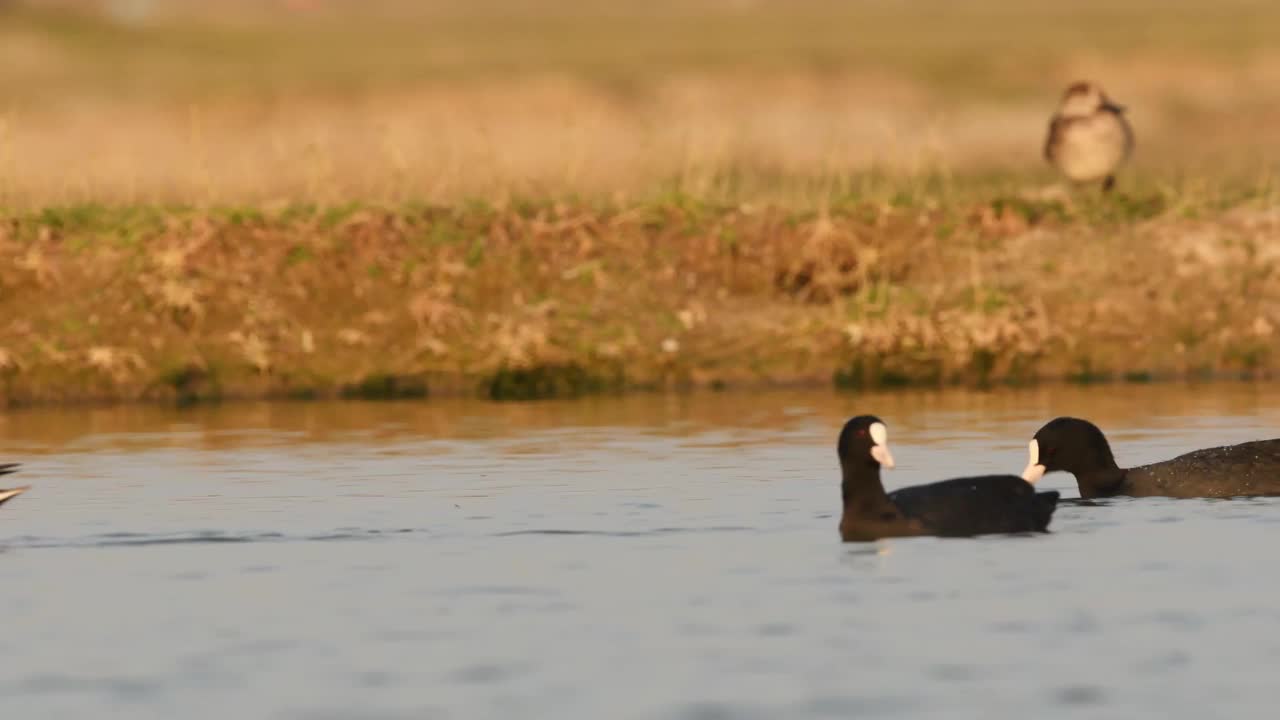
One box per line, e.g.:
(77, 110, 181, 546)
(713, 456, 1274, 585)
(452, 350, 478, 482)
(0, 464, 29, 508)
(1044, 81, 1134, 192)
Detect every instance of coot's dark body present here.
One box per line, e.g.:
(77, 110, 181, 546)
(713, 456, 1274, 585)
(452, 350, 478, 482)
(1024, 417, 1280, 499)
(887, 476, 1059, 537)
(838, 416, 1059, 542)
(1117, 440, 1280, 498)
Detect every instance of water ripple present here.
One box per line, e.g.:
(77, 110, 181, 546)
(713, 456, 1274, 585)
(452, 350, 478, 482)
(493, 525, 756, 538)
(3, 527, 425, 549)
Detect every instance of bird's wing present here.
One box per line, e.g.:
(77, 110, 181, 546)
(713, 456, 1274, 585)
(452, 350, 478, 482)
(1043, 115, 1065, 162)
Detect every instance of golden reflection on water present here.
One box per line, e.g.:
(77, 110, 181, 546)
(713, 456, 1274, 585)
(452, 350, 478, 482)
(0, 382, 1275, 455)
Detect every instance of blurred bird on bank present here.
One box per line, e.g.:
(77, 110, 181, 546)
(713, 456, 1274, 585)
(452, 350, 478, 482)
(1044, 82, 1134, 192)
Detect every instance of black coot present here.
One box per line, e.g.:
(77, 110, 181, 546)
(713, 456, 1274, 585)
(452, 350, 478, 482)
(837, 416, 1058, 542)
(0, 464, 28, 508)
(1022, 417, 1280, 499)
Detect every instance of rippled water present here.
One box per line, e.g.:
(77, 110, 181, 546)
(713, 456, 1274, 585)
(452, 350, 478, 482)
(2, 384, 1279, 719)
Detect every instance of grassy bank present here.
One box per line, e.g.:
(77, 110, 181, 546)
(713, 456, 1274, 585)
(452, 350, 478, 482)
(2, 2, 1278, 405)
(2, 185, 1278, 405)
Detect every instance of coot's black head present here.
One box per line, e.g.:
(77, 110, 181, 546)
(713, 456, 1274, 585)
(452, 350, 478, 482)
(837, 415, 896, 471)
(1022, 417, 1118, 483)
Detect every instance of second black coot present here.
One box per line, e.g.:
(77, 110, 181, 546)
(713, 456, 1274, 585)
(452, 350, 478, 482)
(1022, 417, 1280, 499)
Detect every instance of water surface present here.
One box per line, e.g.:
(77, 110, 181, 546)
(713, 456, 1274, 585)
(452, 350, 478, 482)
(2, 385, 1278, 719)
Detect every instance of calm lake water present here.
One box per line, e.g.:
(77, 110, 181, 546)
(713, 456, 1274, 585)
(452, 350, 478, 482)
(2, 385, 1279, 720)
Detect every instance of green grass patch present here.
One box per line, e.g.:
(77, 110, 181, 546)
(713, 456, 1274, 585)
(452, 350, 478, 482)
(340, 373, 429, 400)
(486, 363, 623, 401)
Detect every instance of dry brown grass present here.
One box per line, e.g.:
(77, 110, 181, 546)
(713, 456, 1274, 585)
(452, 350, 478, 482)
(1, 195, 1278, 405)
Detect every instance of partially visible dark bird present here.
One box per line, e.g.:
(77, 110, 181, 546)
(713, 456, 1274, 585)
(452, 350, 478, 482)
(0, 464, 28, 508)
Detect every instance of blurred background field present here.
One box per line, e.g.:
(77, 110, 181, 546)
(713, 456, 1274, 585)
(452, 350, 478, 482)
(2, 0, 1279, 207)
